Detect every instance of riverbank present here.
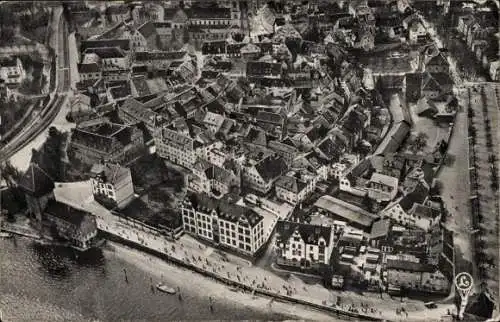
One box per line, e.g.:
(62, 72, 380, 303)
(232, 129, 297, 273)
(105, 241, 351, 321)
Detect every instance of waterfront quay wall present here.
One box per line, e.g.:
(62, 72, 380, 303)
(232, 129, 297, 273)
(101, 231, 384, 322)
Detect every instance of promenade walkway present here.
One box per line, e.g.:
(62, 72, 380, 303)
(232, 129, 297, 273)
(53, 181, 456, 321)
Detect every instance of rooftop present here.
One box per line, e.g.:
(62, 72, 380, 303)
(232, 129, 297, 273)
(314, 195, 378, 229)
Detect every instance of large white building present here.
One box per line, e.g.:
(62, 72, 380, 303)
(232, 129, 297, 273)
(275, 220, 334, 270)
(90, 163, 134, 208)
(181, 193, 265, 256)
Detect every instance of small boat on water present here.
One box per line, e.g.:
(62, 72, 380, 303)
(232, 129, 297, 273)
(229, 286, 240, 292)
(0, 232, 13, 238)
(156, 283, 176, 294)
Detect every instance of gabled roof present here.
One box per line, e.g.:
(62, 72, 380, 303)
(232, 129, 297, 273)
(187, 193, 263, 227)
(256, 111, 284, 124)
(255, 155, 288, 183)
(370, 218, 391, 240)
(45, 199, 90, 226)
(426, 52, 448, 67)
(186, 7, 230, 19)
(369, 172, 399, 189)
(77, 63, 100, 73)
(275, 175, 308, 193)
(422, 73, 442, 92)
(314, 195, 378, 229)
(245, 127, 268, 146)
(138, 21, 156, 38)
(90, 162, 130, 185)
(276, 220, 333, 246)
(399, 181, 429, 211)
(18, 163, 55, 197)
(80, 39, 130, 52)
(85, 46, 125, 59)
(317, 137, 341, 161)
(410, 203, 441, 220)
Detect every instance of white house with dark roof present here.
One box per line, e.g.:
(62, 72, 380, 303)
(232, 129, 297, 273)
(90, 163, 134, 209)
(380, 180, 431, 229)
(181, 193, 265, 256)
(275, 220, 334, 270)
(242, 154, 288, 194)
(275, 172, 315, 205)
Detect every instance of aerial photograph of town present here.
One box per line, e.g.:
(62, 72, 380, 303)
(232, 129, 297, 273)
(0, 0, 499, 321)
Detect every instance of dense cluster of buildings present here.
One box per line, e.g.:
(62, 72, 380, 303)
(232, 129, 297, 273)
(16, 0, 485, 297)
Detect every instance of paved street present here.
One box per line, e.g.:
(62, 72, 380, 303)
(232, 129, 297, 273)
(2, 6, 76, 171)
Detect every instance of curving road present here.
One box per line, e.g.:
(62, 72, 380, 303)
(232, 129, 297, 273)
(0, 6, 71, 164)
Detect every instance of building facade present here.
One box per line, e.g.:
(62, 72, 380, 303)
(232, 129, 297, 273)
(275, 220, 334, 270)
(181, 193, 265, 256)
(44, 200, 99, 251)
(90, 163, 135, 209)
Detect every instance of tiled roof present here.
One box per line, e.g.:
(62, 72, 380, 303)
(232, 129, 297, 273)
(255, 155, 288, 183)
(422, 73, 442, 92)
(410, 203, 441, 220)
(45, 199, 90, 226)
(370, 218, 391, 239)
(256, 111, 284, 124)
(134, 50, 187, 62)
(245, 127, 268, 146)
(205, 164, 233, 185)
(186, 7, 230, 19)
(275, 175, 307, 193)
(369, 172, 398, 188)
(399, 181, 429, 211)
(138, 21, 156, 38)
(18, 163, 54, 197)
(77, 63, 100, 73)
(314, 195, 378, 229)
(202, 41, 227, 55)
(317, 137, 341, 161)
(161, 127, 193, 149)
(80, 39, 130, 52)
(120, 97, 159, 126)
(188, 193, 263, 227)
(107, 5, 129, 15)
(246, 61, 282, 77)
(374, 122, 410, 156)
(276, 220, 333, 246)
(90, 162, 130, 185)
(268, 140, 297, 154)
(131, 75, 151, 97)
(426, 52, 448, 67)
(85, 46, 125, 59)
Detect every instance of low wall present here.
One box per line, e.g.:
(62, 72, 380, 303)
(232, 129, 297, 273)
(101, 231, 384, 321)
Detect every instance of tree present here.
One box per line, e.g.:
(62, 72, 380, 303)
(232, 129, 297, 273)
(409, 132, 428, 153)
